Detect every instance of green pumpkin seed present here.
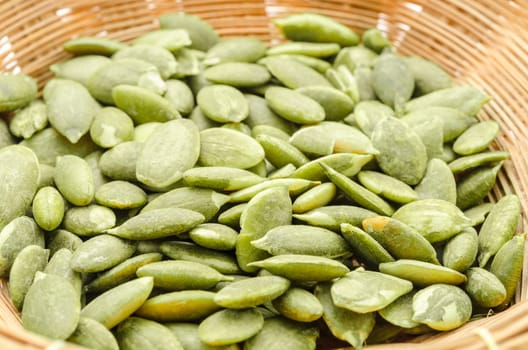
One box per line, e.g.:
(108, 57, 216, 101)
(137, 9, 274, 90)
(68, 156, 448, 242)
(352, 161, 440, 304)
(292, 182, 336, 213)
(273, 13, 359, 46)
(46, 229, 82, 256)
(172, 48, 201, 78)
(404, 85, 490, 116)
(352, 101, 395, 137)
(135, 69, 167, 95)
(340, 223, 394, 267)
(54, 155, 95, 206)
(415, 159, 457, 204)
(204, 62, 270, 87)
(218, 204, 247, 227)
(245, 94, 296, 134)
(99, 141, 143, 181)
(372, 54, 414, 110)
(291, 153, 373, 181)
(8, 245, 49, 310)
(358, 170, 418, 204)
(214, 276, 290, 308)
(133, 28, 191, 51)
(477, 194, 520, 267)
(63, 205, 116, 237)
(68, 317, 119, 350)
(442, 227, 478, 273)
(378, 291, 419, 328)
(64, 37, 127, 55)
(113, 84, 180, 124)
(331, 269, 413, 313)
(189, 68, 214, 95)
(37, 163, 55, 189)
(401, 107, 476, 142)
(141, 187, 229, 221)
(89, 107, 134, 148)
(71, 234, 135, 273)
(229, 178, 318, 203)
(84, 150, 108, 190)
(94, 180, 147, 209)
(245, 316, 319, 350)
(81, 277, 153, 328)
(190, 106, 222, 132)
(0, 119, 15, 148)
(371, 117, 427, 185)
(362, 217, 439, 264)
(189, 223, 238, 251)
(0, 74, 38, 112)
(159, 12, 219, 51)
(453, 121, 500, 155)
(271, 288, 323, 323)
(392, 199, 471, 243)
(408, 117, 444, 160)
(113, 44, 177, 79)
(325, 65, 360, 103)
(464, 267, 506, 308)
(449, 151, 510, 174)
(136, 290, 221, 322)
(32, 186, 64, 231)
(199, 309, 264, 346)
(22, 272, 81, 339)
(362, 29, 391, 53)
(161, 241, 241, 274)
(441, 144, 459, 164)
(490, 234, 525, 305)
(294, 205, 377, 231)
(164, 79, 195, 116)
(412, 284, 472, 331)
(166, 323, 239, 350)
(247, 159, 269, 177)
(379, 260, 467, 286)
(44, 248, 82, 296)
(404, 56, 452, 95)
(204, 37, 267, 65)
(463, 203, 494, 226)
(321, 163, 394, 216)
(261, 54, 331, 73)
(51, 55, 111, 86)
(456, 163, 502, 210)
(248, 254, 349, 281)
(21, 127, 98, 166)
(296, 86, 355, 122)
(183, 166, 265, 192)
(334, 46, 378, 70)
(268, 42, 340, 58)
(314, 282, 374, 348)
(252, 225, 350, 258)
(9, 100, 48, 139)
(0, 146, 38, 229)
(261, 56, 331, 89)
(354, 65, 376, 101)
(265, 86, 325, 124)
(255, 134, 309, 168)
(117, 317, 183, 350)
(199, 127, 265, 169)
(197, 85, 249, 123)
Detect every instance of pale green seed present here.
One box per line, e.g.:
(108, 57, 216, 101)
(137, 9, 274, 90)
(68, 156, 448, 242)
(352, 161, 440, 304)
(442, 227, 479, 273)
(261, 54, 331, 73)
(8, 245, 49, 310)
(204, 62, 270, 87)
(366, 321, 403, 344)
(159, 12, 219, 51)
(362, 29, 391, 53)
(349, 100, 394, 137)
(465, 267, 506, 307)
(113, 44, 177, 79)
(456, 163, 502, 210)
(85, 150, 108, 190)
(490, 234, 525, 305)
(265, 86, 325, 124)
(166, 323, 239, 350)
(135, 70, 167, 95)
(244, 316, 319, 350)
(340, 223, 394, 268)
(81, 277, 154, 329)
(99, 141, 143, 181)
(453, 121, 500, 155)
(189, 223, 238, 251)
(117, 317, 184, 350)
(22, 272, 81, 339)
(54, 155, 95, 206)
(0, 118, 15, 148)
(0, 74, 38, 112)
(32, 186, 65, 231)
(404, 56, 452, 95)
(292, 182, 336, 213)
(204, 37, 267, 65)
(172, 48, 201, 78)
(44, 248, 82, 296)
(256, 134, 309, 168)
(408, 116, 444, 160)
(197, 85, 249, 123)
(136, 290, 221, 322)
(325, 65, 360, 103)
(334, 46, 378, 70)
(214, 276, 290, 308)
(50, 55, 111, 86)
(218, 203, 247, 227)
(68, 317, 119, 350)
(331, 269, 413, 313)
(291, 153, 373, 181)
(449, 151, 510, 174)
(268, 42, 340, 58)
(134, 29, 191, 51)
(9, 100, 48, 139)
(37, 163, 55, 189)
(464, 203, 494, 226)
(296, 86, 355, 121)
(183, 166, 265, 192)
(380, 260, 467, 286)
(245, 94, 296, 134)
(358, 170, 418, 204)
(354, 65, 376, 101)
(372, 54, 414, 110)
(64, 37, 127, 55)
(247, 159, 269, 177)
(378, 291, 419, 328)
(252, 124, 291, 141)
(294, 205, 377, 231)
(71, 234, 135, 273)
(199, 309, 264, 346)
(133, 122, 163, 143)
(89, 107, 134, 148)
(46, 229, 82, 256)
(222, 122, 255, 135)
(229, 178, 318, 203)
(412, 284, 472, 331)
(260, 56, 331, 89)
(189, 69, 214, 95)
(272, 288, 323, 323)
(415, 158, 457, 204)
(164, 79, 195, 116)
(63, 205, 116, 237)
(95, 180, 147, 209)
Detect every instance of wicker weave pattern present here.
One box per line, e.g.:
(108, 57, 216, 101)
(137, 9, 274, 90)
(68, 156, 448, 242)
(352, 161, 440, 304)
(1, 0, 528, 348)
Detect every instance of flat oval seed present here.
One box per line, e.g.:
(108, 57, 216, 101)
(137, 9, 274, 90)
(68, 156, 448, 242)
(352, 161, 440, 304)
(229, 178, 319, 203)
(408, 117, 444, 160)
(199, 127, 265, 169)
(197, 85, 249, 123)
(9, 100, 48, 139)
(292, 182, 336, 213)
(464, 203, 494, 227)
(214, 276, 290, 308)
(136, 290, 221, 322)
(99, 141, 143, 181)
(89, 107, 134, 148)
(340, 223, 394, 268)
(314, 282, 374, 349)
(412, 284, 472, 331)
(297, 86, 355, 121)
(68, 318, 119, 350)
(0, 74, 38, 112)
(321, 163, 394, 216)
(183, 166, 265, 191)
(107, 208, 205, 240)
(331, 269, 413, 313)
(85, 150, 108, 190)
(51, 55, 111, 87)
(351, 100, 394, 137)
(199, 309, 264, 346)
(477, 194, 520, 267)
(442, 227, 479, 273)
(261, 54, 331, 73)
(464, 267, 506, 307)
(294, 205, 377, 231)
(245, 94, 296, 134)
(415, 158, 457, 204)
(248, 254, 349, 282)
(456, 163, 502, 210)
(392, 199, 471, 243)
(252, 225, 350, 258)
(379, 259, 467, 286)
(32, 186, 65, 231)
(54, 155, 94, 206)
(268, 42, 340, 58)
(449, 151, 510, 174)
(358, 171, 418, 204)
(44, 248, 82, 296)
(159, 12, 219, 51)
(166, 323, 238, 350)
(22, 272, 80, 339)
(362, 28, 391, 53)
(204, 63, 270, 87)
(371, 117, 427, 185)
(256, 134, 309, 168)
(453, 121, 500, 155)
(8, 245, 49, 310)
(490, 234, 526, 305)
(203, 38, 267, 65)
(272, 288, 323, 323)
(404, 56, 452, 95)
(113, 44, 177, 79)
(71, 234, 135, 273)
(291, 153, 373, 181)
(244, 317, 319, 350)
(81, 277, 154, 329)
(164, 80, 195, 116)
(64, 204, 116, 236)
(137, 260, 232, 291)
(378, 291, 419, 328)
(64, 36, 127, 55)
(372, 54, 414, 110)
(261, 56, 331, 89)
(95, 180, 147, 209)
(0, 146, 40, 229)
(161, 241, 241, 274)
(189, 223, 238, 251)
(252, 123, 292, 141)
(46, 229, 82, 256)
(265, 86, 325, 124)
(117, 317, 183, 350)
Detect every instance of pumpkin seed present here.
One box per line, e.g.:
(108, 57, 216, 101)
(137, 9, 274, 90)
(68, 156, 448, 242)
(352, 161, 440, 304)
(89, 107, 134, 148)
(268, 42, 340, 58)
(265, 86, 325, 124)
(46, 229, 82, 256)
(99, 141, 143, 182)
(44, 248, 82, 296)
(292, 182, 336, 213)
(95, 180, 147, 209)
(68, 317, 119, 350)
(463, 202, 494, 226)
(362, 29, 391, 53)
(325, 65, 360, 103)
(63, 204, 116, 237)
(133, 29, 191, 51)
(415, 159, 457, 204)
(218, 203, 247, 227)
(230, 178, 318, 203)
(113, 44, 177, 79)
(449, 151, 510, 174)
(9, 100, 48, 139)
(352, 100, 394, 137)
(117, 317, 183, 350)
(204, 63, 270, 87)
(379, 259, 467, 286)
(453, 121, 500, 155)
(64, 37, 127, 55)
(464, 267, 506, 307)
(32, 186, 65, 231)
(71, 234, 135, 273)
(456, 163, 502, 210)
(297, 86, 355, 121)
(51, 55, 111, 86)
(85, 150, 108, 190)
(54, 155, 95, 206)
(199, 308, 264, 346)
(354, 65, 376, 101)
(261, 54, 331, 73)
(245, 316, 319, 350)
(164, 79, 195, 116)
(0, 119, 15, 148)
(245, 94, 296, 134)
(262, 56, 331, 89)
(204, 37, 267, 65)
(291, 153, 373, 181)
(490, 234, 526, 305)
(166, 323, 238, 350)
(408, 116, 444, 160)
(404, 56, 452, 95)
(294, 205, 377, 231)
(172, 48, 202, 78)
(340, 223, 394, 267)
(183, 166, 265, 192)
(197, 85, 249, 124)
(334, 46, 378, 70)
(189, 223, 238, 251)
(372, 53, 414, 110)
(378, 291, 419, 328)
(442, 227, 479, 273)
(214, 276, 290, 309)
(255, 134, 309, 168)
(0, 74, 38, 112)
(357, 170, 418, 204)
(271, 288, 323, 323)
(159, 12, 219, 51)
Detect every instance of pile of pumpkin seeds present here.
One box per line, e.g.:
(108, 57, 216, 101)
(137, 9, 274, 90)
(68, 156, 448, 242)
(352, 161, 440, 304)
(0, 11, 524, 350)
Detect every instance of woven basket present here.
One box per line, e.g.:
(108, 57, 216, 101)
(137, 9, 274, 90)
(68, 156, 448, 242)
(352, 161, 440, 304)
(1, 0, 528, 349)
